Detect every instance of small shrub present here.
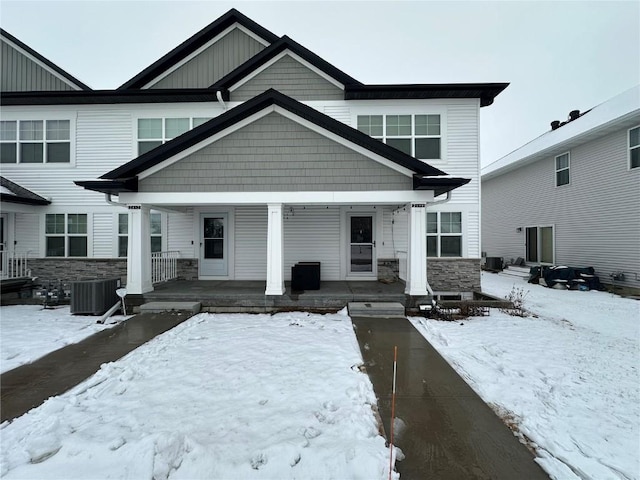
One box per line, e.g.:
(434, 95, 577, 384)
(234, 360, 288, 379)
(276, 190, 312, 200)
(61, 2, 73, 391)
(501, 285, 529, 317)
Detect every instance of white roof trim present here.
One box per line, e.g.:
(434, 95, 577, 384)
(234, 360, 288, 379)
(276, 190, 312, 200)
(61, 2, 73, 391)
(142, 23, 271, 89)
(1, 36, 84, 91)
(229, 50, 345, 92)
(138, 105, 415, 181)
(483, 85, 640, 180)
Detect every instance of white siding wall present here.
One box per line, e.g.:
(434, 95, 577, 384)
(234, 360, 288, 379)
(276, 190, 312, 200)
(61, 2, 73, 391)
(380, 206, 408, 259)
(92, 213, 113, 258)
(15, 213, 39, 255)
(283, 206, 341, 281)
(167, 209, 194, 258)
(234, 206, 268, 280)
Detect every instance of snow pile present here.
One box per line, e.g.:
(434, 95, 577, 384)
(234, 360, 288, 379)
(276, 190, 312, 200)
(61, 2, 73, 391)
(1, 310, 394, 479)
(0, 305, 128, 374)
(412, 272, 640, 480)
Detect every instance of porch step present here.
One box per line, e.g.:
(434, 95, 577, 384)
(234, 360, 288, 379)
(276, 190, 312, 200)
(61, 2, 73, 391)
(498, 266, 530, 280)
(348, 302, 405, 318)
(139, 301, 202, 314)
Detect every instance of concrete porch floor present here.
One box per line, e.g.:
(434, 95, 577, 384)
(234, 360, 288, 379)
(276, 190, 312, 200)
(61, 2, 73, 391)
(134, 280, 430, 313)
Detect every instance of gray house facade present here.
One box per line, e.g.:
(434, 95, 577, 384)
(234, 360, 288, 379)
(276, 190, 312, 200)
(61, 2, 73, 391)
(482, 86, 640, 291)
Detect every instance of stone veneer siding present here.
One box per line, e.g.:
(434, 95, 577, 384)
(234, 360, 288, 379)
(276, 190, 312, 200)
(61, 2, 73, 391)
(28, 259, 127, 286)
(427, 258, 481, 292)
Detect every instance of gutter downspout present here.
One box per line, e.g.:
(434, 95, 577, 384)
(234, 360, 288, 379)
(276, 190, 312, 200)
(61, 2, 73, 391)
(216, 90, 227, 110)
(105, 193, 126, 208)
(424, 191, 453, 295)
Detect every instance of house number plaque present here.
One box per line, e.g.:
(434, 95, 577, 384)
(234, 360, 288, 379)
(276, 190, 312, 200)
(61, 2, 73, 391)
(412, 204, 426, 208)
(128, 205, 141, 210)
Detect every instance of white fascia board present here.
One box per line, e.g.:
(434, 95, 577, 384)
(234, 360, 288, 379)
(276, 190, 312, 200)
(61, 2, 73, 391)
(229, 50, 345, 91)
(483, 85, 640, 180)
(143, 24, 272, 89)
(118, 190, 435, 206)
(137, 107, 276, 180)
(273, 106, 414, 177)
(1, 37, 84, 91)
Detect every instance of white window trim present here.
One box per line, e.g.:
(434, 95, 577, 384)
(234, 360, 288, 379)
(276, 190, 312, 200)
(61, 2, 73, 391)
(426, 211, 463, 258)
(353, 108, 448, 163)
(555, 151, 570, 187)
(42, 213, 91, 258)
(0, 115, 76, 167)
(114, 211, 166, 257)
(629, 125, 640, 170)
(523, 224, 555, 265)
(135, 116, 212, 156)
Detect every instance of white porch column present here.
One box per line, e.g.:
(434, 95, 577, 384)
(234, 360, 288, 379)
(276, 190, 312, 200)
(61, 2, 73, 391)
(405, 202, 429, 296)
(127, 205, 153, 294)
(265, 203, 285, 295)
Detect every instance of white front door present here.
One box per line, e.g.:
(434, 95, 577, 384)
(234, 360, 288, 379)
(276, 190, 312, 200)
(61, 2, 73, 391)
(348, 214, 376, 277)
(200, 213, 228, 277)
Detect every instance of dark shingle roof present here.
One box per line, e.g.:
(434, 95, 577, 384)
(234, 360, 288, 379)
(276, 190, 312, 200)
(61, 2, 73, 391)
(0, 176, 51, 205)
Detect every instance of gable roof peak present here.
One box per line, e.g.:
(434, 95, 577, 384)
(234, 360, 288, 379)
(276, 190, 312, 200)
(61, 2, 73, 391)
(117, 8, 279, 90)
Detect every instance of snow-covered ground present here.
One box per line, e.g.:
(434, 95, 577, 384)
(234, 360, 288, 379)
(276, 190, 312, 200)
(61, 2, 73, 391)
(1, 310, 393, 479)
(0, 305, 128, 374)
(412, 272, 640, 480)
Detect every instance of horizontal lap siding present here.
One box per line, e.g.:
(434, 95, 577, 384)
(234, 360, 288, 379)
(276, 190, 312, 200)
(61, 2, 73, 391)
(482, 128, 640, 286)
(168, 209, 195, 258)
(139, 112, 412, 192)
(234, 206, 267, 279)
(381, 206, 408, 259)
(92, 213, 113, 258)
(1, 40, 74, 92)
(283, 206, 340, 281)
(232, 55, 344, 101)
(151, 28, 266, 89)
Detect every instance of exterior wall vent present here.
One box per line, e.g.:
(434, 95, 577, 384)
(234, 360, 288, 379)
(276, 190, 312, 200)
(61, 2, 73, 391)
(551, 120, 561, 130)
(70, 277, 121, 315)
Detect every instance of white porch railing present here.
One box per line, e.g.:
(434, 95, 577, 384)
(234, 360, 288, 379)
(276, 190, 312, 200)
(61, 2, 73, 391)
(151, 250, 180, 284)
(397, 250, 407, 281)
(0, 249, 31, 279)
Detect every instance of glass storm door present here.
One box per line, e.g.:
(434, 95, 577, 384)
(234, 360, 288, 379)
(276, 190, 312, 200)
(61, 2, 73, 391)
(349, 215, 375, 275)
(200, 214, 227, 276)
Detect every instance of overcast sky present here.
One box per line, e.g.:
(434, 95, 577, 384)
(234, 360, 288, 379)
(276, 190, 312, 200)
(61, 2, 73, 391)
(1, 1, 638, 166)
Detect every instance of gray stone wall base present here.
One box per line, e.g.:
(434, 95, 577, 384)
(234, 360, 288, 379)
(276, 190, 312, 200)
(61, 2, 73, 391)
(427, 258, 481, 292)
(377, 258, 399, 283)
(28, 258, 127, 286)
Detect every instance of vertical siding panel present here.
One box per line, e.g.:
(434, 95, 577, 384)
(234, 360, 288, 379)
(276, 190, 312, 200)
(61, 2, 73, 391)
(15, 213, 40, 255)
(92, 213, 113, 258)
(167, 209, 195, 258)
(151, 28, 266, 89)
(283, 206, 341, 281)
(235, 205, 267, 279)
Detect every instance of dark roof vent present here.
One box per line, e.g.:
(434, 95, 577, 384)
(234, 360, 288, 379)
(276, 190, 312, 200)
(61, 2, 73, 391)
(569, 109, 580, 121)
(551, 120, 561, 130)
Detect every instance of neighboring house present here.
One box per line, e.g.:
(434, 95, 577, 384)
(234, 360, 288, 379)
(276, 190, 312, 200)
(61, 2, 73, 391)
(482, 86, 640, 291)
(0, 9, 507, 300)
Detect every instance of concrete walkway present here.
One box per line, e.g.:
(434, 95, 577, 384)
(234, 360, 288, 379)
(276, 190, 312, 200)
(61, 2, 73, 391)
(351, 316, 549, 480)
(1, 311, 193, 423)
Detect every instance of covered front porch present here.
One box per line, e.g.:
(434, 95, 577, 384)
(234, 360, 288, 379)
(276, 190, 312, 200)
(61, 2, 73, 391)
(133, 279, 430, 313)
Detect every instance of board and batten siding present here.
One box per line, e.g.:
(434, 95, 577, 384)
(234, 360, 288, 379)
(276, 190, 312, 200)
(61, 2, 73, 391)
(149, 28, 266, 89)
(1, 40, 75, 92)
(231, 55, 344, 102)
(482, 127, 640, 287)
(14, 213, 40, 255)
(139, 112, 413, 193)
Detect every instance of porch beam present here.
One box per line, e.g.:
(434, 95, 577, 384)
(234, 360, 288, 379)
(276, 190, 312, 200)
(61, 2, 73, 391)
(126, 205, 153, 295)
(265, 203, 285, 296)
(405, 202, 429, 296)
(118, 190, 435, 206)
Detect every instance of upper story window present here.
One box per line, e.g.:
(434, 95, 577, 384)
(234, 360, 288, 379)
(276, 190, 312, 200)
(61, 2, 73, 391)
(555, 152, 570, 186)
(137, 117, 211, 155)
(1, 120, 70, 164)
(357, 114, 441, 160)
(427, 212, 462, 257)
(630, 126, 639, 169)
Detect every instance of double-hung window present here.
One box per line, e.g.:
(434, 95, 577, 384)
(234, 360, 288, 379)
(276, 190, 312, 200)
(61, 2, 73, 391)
(137, 117, 211, 155)
(630, 126, 639, 169)
(555, 152, 570, 186)
(117, 212, 163, 257)
(46, 214, 87, 257)
(427, 212, 462, 257)
(357, 114, 441, 160)
(1, 120, 70, 164)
